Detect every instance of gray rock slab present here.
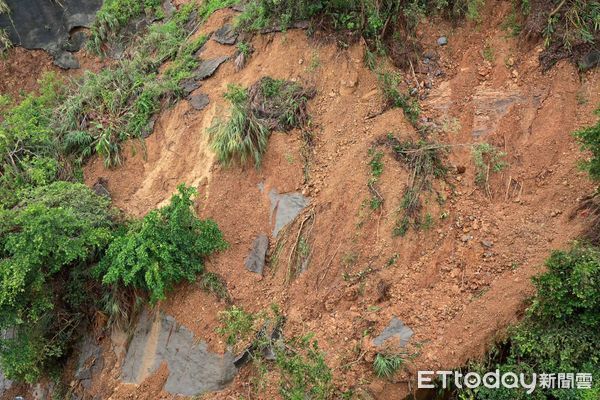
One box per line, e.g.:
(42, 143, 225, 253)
(372, 317, 414, 349)
(195, 56, 229, 80)
(244, 234, 269, 274)
(52, 51, 80, 70)
(121, 310, 237, 396)
(189, 93, 210, 110)
(180, 77, 201, 97)
(269, 189, 309, 237)
(212, 24, 238, 45)
(74, 336, 104, 389)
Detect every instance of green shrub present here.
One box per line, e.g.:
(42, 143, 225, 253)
(96, 185, 227, 303)
(0, 182, 115, 383)
(377, 72, 420, 126)
(216, 306, 256, 347)
(209, 84, 270, 166)
(574, 107, 600, 181)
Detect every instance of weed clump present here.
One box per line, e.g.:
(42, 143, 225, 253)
(471, 142, 507, 194)
(209, 77, 315, 166)
(373, 134, 447, 236)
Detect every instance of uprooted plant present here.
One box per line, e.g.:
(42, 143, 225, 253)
(372, 134, 447, 236)
(208, 77, 315, 166)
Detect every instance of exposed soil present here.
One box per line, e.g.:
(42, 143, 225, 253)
(2, 1, 599, 399)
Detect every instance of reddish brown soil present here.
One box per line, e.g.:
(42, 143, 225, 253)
(3, 2, 599, 399)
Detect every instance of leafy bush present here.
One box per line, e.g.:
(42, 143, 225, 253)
(0, 182, 115, 383)
(96, 185, 227, 303)
(452, 245, 600, 399)
(574, 107, 600, 181)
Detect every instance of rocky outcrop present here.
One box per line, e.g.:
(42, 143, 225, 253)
(0, 0, 103, 68)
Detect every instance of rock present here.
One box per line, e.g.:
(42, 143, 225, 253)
(461, 234, 472, 243)
(269, 189, 309, 237)
(92, 178, 111, 199)
(423, 49, 439, 61)
(74, 336, 104, 389)
(0, 367, 12, 396)
(121, 310, 237, 396)
(52, 51, 80, 69)
(456, 165, 466, 174)
(579, 50, 600, 71)
(372, 317, 413, 349)
(437, 36, 448, 46)
(62, 30, 88, 52)
(162, 0, 176, 18)
(244, 234, 269, 275)
(142, 118, 156, 138)
(212, 24, 238, 45)
(0, 0, 102, 63)
(481, 240, 493, 248)
(189, 93, 210, 110)
(194, 56, 229, 80)
(180, 77, 201, 97)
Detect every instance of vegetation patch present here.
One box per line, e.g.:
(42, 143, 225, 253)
(0, 183, 226, 383)
(0, 182, 116, 383)
(216, 305, 333, 399)
(471, 142, 507, 195)
(209, 77, 315, 166)
(96, 185, 227, 304)
(59, 5, 208, 168)
(89, 0, 164, 53)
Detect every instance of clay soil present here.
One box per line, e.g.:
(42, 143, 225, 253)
(2, 1, 599, 399)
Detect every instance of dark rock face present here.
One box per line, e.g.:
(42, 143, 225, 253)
(244, 234, 269, 275)
(212, 24, 238, 45)
(121, 310, 237, 396)
(0, 0, 103, 68)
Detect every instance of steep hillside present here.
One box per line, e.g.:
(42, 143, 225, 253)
(0, 0, 598, 399)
